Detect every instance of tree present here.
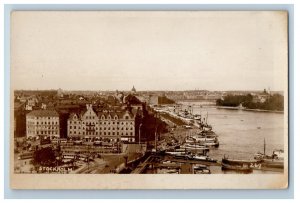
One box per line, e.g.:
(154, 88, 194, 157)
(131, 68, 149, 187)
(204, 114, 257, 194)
(33, 147, 56, 166)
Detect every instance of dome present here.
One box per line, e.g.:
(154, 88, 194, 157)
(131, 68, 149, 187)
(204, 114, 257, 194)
(131, 85, 136, 92)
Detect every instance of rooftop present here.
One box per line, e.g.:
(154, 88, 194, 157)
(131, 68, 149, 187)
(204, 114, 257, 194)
(27, 110, 59, 117)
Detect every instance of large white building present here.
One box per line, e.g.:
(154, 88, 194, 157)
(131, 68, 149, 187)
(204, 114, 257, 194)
(26, 110, 60, 139)
(67, 104, 136, 142)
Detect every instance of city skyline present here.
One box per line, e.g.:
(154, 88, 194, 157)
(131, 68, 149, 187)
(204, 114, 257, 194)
(13, 87, 283, 92)
(11, 11, 287, 91)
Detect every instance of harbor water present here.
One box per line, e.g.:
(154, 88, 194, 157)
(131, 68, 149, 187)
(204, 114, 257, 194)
(178, 101, 285, 174)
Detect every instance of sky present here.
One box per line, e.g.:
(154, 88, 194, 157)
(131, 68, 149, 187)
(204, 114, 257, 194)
(11, 11, 287, 91)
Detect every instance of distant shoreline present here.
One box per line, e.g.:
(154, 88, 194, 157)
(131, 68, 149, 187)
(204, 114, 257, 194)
(216, 106, 284, 114)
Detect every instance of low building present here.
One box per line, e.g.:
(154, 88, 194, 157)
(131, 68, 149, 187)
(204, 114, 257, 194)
(67, 104, 136, 142)
(149, 95, 159, 106)
(26, 110, 60, 139)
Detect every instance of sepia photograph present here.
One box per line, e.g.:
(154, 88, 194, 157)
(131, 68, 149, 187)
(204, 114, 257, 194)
(10, 11, 288, 189)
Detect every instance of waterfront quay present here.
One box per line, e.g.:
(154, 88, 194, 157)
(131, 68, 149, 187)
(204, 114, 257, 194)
(128, 104, 284, 175)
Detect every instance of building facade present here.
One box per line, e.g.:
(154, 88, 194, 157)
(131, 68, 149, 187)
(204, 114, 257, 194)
(26, 110, 60, 139)
(67, 104, 135, 142)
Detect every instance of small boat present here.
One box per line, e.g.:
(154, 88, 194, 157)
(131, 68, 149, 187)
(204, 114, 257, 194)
(174, 154, 193, 160)
(196, 132, 218, 138)
(198, 129, 216, 135)
(192, 154, 217, 163)
(181, 143, 208, 150)
(192, 136, 217, 142)
(202, 141, 219, 147)
(165, 151, 185, 156)
(193, 164, 211, 174)
(221, 155, 258, 172)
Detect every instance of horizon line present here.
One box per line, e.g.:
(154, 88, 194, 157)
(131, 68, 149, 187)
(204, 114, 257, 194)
(13, 88, 285, 92)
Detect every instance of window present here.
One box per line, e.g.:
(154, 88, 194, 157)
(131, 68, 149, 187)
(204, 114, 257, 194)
(70, 126, 72, 129)
(125, 116, 129, 120)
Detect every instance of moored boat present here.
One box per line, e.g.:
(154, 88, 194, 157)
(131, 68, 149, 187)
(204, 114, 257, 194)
(192, 154, 217, 163)
(254, 139, 284, 169)
(193, 164, 211, 174)
(181, 143, 208, 150)
(221, 156, 258, 172)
